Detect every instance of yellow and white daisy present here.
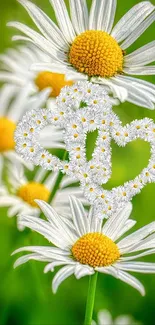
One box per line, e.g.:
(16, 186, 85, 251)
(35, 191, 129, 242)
(13, 197, 155, 294)
(0, 84, 64, 181)
(0, 164, 87, 230)
(8, 0, 155, 108)
(92, 309, 141, 325)
(0, 44, 73, 98)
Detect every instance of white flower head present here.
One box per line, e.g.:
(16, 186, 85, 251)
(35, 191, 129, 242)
(0, 44, 74, 100)
(0, 163, 87, 230)
(13, 197, 155, 295)
(8, 0, 155, 108)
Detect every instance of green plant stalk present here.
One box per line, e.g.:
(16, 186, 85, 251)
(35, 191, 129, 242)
(84, 272, 98, 325)
(48, 150, 68, 203)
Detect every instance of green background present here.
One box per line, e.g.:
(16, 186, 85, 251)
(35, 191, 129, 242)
(0, 0, 155, 324)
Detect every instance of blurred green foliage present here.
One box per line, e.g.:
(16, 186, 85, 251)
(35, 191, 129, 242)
(0, 0, 155, 324)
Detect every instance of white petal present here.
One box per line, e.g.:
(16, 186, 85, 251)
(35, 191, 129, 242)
(115, 220, 136, 241)
(49, 0, 76, 43)
(124, 41, 155, 66)
(14, 253, 51, 268)
(44, 171, 59, 190)
(18, 0, 67, 49)
(0, 84, 18, 116)
(7, 84, 32, 121)
(74, 264, 94, 279)
(111, 2, 154, 43)
(69, 0, 88, 34)
(34, 168, 47, 183)
(121, 10, 155, 50)
(118, 222, 155, 251)
(102, 202, 132, 241)
(35, 200, 76, 243)
(7, 22, 62, 61)
(112, 268, 145, 296)
(0, 72, 24, 85)
(123, 66, 155, 75)
(69, 196, 89, 236)
(115, 261, 155, 273)
(121, 248, 155, 261)
(92, 77, 128, 103)
(97, 310, 113, 325)
(90, 0, 116, 33)
(52, 265, 75, 293)
(19, 214, 72, 248)
(111, 75, 155, 109)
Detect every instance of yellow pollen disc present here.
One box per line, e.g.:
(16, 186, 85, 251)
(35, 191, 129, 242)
(17, 182, 50, 207)
(35, 72, 73, 97)
(72, 232, 120, 268)
(69, 30, 123, 77)
(0, 117, 16, 152)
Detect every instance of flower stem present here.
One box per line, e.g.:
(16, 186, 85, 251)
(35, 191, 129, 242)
(84, 272, 98, 325)
(48, 150, 68, 203)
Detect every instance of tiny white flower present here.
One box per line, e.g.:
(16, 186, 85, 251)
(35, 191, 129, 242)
(13, 197, 155, 295)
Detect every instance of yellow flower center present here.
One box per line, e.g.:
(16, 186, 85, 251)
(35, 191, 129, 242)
(69, 30, 123, 77)
(17, 182, 50, 207)
(35, 72, 73, 97)
(0, 117, 16, 152)
(72, 232, 120, 268)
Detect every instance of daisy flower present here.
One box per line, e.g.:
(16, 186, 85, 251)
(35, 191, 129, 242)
(13, 196, 155, 294)
(0, 164, 87, 230)
(92, 309, 141, 325)
(8, 0, 155, 108)
(0, 44, 73, 98)
(0, 84, 64, 181)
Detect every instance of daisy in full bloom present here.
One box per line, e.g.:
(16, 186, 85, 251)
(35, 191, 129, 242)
(0, 164, 87, 230)
(92, 309, 141, 325)
(13, 196, 155, 294)
(0, 44, 73, 98)
(8, 0, 155, 108)
(0, 84, 64, 181)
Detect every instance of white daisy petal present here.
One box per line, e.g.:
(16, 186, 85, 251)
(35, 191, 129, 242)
(69, 0, 89, 34)
(121, 248, 155, 261)
(123, 66, 155, 75)
(121, 10, 155, 50)
(102, 202, 132, 240)
(111, 2, 155, 43)
(115, 261, 155, 273)
(124, 41, 155, 66)
(74, 264, 94, 279)
(0, 84, 18, 115)
(96, 0, 117, 33)
(52, 265, 75, 293)
(111, 75, 155, 109)
(49, 0, 76, 43)
(112, 268, 145, 296)
(7, 22, 61, 61)
(118, 222, 155, 251)
(18, 0, 67, 49)
(69, 196, 89, 236)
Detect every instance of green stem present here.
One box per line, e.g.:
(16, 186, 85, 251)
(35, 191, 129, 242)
(48, 150, 68, 203)
(84, 272, 98, 325)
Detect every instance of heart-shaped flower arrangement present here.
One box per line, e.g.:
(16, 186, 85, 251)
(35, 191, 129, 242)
(15, 81, 155, 218)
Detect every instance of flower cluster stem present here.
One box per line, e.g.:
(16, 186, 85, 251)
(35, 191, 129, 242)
(84, 272, 98, 325)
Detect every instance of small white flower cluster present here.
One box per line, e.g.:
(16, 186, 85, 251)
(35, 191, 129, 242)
(15, 81, 155, 218)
